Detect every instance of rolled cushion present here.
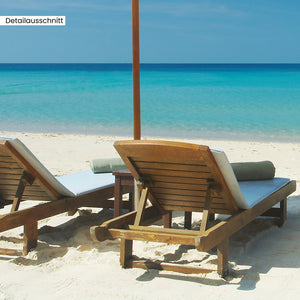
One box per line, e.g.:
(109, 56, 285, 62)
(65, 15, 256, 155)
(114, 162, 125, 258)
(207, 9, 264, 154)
(231, 161, 275, 181)
(90, 157, 126, 173)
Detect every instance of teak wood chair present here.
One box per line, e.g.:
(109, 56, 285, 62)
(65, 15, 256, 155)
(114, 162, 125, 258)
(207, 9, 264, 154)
(90, 140, 296, 277)
(0, 137, 127, 256)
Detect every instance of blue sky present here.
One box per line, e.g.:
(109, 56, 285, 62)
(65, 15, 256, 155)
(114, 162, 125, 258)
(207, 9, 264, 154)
(1, 0, 300, 63)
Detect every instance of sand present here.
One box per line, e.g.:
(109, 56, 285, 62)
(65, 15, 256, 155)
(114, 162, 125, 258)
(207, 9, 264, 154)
(0, 131, 299, 300)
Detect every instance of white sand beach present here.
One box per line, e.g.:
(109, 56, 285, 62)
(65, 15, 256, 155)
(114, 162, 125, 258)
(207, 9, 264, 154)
(0, 131, 299, 300)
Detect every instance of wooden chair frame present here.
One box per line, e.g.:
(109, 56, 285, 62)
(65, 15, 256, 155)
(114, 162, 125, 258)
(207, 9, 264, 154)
(91, 140, 296, 277)
(0, 138, 128, 256)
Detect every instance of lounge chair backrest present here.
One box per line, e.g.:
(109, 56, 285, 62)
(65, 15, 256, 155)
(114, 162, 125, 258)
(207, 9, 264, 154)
(0, 137, 74, 204)
(114, 140, 240, 215)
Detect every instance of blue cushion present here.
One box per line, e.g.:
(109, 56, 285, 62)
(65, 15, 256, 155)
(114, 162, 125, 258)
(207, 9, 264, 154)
(238, 177, 291, 208)
(57, 170, 115, 196)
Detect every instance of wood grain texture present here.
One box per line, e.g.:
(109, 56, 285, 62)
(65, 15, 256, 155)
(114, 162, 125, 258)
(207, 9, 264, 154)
(91, 140, 297, 277)
(114, 140, 239, 215)
(0, 138, 124, 255)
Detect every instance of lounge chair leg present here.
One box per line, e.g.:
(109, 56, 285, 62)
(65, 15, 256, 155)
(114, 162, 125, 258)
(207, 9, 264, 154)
(129, 191, 134, 211)
(184, 212, 192, 229)
(279, 198, 287, 227)
(163, 212, 172, 228)
(120, 239, 133, 268)
(0, 197, 5, 208)
(208, 213, 215, 222)
(217, 238, 229, 278)
(23, 221, 38, 255)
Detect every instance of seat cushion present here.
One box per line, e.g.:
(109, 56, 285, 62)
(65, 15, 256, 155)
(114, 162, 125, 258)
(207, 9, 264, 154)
(56, 170, 115, 196)
(211, 148, 248, 209)
(3, 137, 74, 197)
(1, 137, 115, 198)
(238, 177, 291, 208)
(210, 148, 291, 209)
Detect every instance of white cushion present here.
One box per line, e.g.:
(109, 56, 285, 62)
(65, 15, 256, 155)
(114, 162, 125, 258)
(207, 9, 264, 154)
(1, 137, 114, 197)
(2, 137, 290, 207)
(57, 171, 114, 196)
(210, 148, 291, 209)
(211, 148, 248, 209)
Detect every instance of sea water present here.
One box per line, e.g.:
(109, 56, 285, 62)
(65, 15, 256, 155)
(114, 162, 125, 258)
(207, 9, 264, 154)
(0, 63, 299, 142)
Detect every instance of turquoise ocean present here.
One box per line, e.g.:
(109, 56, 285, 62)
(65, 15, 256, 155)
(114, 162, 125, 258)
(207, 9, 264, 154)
(0, 63, 300, 142)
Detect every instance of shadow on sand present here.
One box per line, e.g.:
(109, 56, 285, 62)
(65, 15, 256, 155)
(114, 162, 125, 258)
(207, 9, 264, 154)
(136, 194, 300, 290)
(1, 195, 299, 290)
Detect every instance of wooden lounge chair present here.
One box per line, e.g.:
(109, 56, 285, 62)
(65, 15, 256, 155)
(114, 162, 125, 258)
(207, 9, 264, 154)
(0, 137, 127, 256)
(90, 140, 296, 277)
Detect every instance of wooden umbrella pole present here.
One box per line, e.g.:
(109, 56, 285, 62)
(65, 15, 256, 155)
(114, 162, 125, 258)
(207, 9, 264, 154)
(132, 0, 141, 140)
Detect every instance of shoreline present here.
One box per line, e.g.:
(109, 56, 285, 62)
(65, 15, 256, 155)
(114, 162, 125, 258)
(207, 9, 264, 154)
(1, 127, 300, 144)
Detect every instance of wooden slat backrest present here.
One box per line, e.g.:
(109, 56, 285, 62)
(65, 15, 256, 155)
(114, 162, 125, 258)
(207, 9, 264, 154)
(0, 140, 59, 203)
(114, 140, 239, 215)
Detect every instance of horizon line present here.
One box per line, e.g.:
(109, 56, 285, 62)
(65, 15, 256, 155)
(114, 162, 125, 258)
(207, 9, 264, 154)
(1, 62, 300, 65)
